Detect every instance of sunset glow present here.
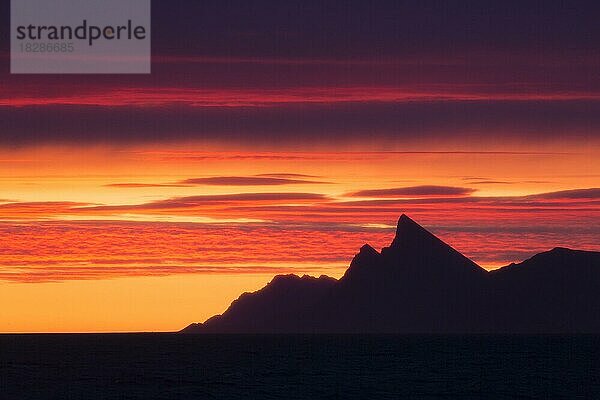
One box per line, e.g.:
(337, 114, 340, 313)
(1, 143, 598, 332)
(1, 1, 599, 333)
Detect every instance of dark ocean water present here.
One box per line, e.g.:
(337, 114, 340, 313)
(1, 334, 599, 399)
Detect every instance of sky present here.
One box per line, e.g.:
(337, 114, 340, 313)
(0, 0, 599, 332)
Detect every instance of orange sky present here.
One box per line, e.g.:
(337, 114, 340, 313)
(0, 141, 598, 332)
(2, 2, 600, 332)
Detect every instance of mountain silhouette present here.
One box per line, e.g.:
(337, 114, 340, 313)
(182, 215, 600, 333)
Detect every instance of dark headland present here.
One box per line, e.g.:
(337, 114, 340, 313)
(182, 215, 600, 334)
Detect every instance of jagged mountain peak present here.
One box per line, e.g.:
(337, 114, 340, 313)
(359, 244, 379, 255)
(341, 244, 382, 281)
(182, 215, 600, 334)
(382, 214, 486, 277)
(391, 214, 448, 249)
(396, 214, 424, 233)
(342, 215, 486, 283)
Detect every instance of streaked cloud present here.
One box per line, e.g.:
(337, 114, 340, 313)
(528, 188, 600, 199)
(105, 175, 329, 188)
(2, 188, 599, 222)
(255, 173, 321, 178)
(0, 217, 597, 283)
(349, 185, 476, 198)
(180, 176, 330, 186)
(105, 183, 188, 188)
(0, 201, 90, 220)
(3, 86, 600, 109)
(4, 101, 599, 147)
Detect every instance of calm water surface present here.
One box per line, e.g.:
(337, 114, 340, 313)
(1, 334, 599, 399)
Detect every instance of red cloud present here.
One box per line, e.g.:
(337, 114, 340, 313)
(349, 185, 476, 198)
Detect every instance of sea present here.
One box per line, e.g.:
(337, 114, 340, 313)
(1, 334, 599, 399)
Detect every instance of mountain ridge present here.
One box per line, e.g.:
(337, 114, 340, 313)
(182, 215, 600, 334)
